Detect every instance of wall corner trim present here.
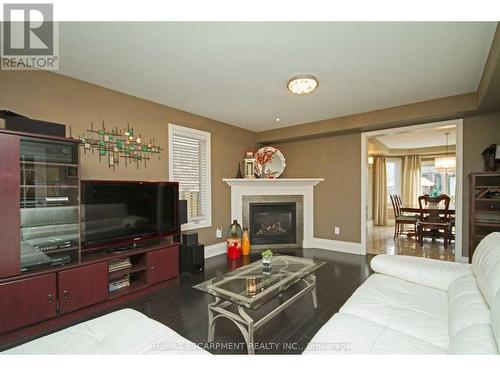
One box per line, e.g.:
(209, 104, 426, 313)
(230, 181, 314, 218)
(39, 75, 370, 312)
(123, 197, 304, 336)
(303, 238, 364, 255)
(204, 242, 227, 259)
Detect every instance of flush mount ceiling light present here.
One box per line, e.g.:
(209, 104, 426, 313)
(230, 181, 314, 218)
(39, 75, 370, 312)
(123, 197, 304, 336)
(287, 74, 318, 95)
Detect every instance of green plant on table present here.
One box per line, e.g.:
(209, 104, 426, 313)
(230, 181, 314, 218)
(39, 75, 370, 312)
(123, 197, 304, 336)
(261, 249, 273, 258)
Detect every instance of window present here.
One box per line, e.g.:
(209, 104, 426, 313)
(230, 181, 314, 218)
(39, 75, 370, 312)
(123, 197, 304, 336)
(386, 158, 401, 203)
(421, 159, 456, 205)
(168, 124, 211, 230)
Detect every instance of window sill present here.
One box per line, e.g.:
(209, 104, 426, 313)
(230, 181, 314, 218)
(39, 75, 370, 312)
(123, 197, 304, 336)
(181, 220, 212, 231)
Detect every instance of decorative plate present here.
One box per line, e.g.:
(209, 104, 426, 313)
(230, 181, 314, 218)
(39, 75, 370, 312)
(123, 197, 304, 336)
(254, 146, 286, 178)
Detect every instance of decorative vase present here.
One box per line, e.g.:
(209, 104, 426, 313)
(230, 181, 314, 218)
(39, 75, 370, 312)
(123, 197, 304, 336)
(228, 220, 243, 239)
(226, 220, 243, 259)
(241, 227, 250, 256)
(236, 162, 243, 179)
(226, 237, 242, 259)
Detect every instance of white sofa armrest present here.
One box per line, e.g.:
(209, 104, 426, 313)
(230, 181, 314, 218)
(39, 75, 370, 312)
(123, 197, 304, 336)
(370, 255, 472, 291)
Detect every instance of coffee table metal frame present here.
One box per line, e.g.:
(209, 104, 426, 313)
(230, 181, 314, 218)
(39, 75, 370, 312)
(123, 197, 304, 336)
(206, 274, 318, 354)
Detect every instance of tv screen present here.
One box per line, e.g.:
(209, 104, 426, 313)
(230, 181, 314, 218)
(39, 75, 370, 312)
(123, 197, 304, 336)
(81, 181, 179, 249)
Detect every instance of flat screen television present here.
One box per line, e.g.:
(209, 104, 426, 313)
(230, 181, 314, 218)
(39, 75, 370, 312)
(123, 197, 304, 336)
(81, 180, 179, 251)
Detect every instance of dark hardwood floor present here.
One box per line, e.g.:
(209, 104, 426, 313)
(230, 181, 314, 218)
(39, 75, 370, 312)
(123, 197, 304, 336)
(119, 248, 373, 354)
(5, 248, 373, 354)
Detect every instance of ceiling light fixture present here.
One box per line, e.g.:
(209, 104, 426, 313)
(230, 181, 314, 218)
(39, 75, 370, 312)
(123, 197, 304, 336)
(434, 132, 456, 172)
(287, 74, 318, 95)
(275, 118, 281, 122)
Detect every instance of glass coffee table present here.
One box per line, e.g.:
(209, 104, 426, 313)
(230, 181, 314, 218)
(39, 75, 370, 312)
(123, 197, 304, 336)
(193, 255, 325, 354)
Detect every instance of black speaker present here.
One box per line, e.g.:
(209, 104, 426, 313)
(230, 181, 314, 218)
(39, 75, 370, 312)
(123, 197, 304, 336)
(179, 244, 204, 274)
(178, 200, 188, 225)
(182, 232, 198, 245)
(5, 117, 66, 137)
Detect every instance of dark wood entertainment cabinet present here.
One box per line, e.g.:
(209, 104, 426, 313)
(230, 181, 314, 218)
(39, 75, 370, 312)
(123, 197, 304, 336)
(0, 129, 180, 349)
(0, 241, 179, 348)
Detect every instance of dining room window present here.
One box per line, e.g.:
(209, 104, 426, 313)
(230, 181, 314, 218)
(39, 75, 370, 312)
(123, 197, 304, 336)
(386, 158, 401, 203)
(421, 159, 456, 205)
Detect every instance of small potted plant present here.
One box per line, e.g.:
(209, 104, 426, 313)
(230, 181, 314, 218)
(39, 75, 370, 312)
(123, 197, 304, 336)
(428, 189, 442, 208)
(261, 249, 273, 274)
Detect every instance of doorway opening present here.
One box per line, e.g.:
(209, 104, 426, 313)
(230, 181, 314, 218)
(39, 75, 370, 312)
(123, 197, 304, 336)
(361, 120, 463, 262)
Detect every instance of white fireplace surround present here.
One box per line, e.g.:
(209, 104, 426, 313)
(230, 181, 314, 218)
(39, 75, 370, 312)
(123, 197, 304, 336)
(223, 179, 322, 249)
(202, 178, 364, 258)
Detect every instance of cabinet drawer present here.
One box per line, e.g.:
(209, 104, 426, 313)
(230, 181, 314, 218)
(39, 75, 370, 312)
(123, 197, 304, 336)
(147, 247, 179, 285)
(58, 262, 108, 314)
(0, 274, 57, 334)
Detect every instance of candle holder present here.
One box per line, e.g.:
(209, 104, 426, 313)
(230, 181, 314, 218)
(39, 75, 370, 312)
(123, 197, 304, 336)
(246, 277, 257, 297)
(262, 249, 273, 275)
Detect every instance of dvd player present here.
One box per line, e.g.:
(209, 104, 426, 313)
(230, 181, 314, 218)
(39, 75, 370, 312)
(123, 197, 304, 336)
(34, 240, 72, 253)
(20, 243, 72, 272)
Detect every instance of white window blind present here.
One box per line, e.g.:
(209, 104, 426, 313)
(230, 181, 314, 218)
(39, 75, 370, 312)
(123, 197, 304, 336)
(168, 124, 211, 230)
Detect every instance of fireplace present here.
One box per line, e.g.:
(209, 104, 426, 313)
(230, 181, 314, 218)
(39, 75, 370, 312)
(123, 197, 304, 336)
(249, 202, 296, 245)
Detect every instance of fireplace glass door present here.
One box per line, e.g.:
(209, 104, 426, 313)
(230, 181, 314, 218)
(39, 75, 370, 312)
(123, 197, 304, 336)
(249, 202, 296, 245)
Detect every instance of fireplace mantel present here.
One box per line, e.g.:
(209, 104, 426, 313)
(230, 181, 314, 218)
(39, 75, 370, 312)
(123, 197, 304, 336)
(223, 178, 324, 187)
(223, 178, 323, 248)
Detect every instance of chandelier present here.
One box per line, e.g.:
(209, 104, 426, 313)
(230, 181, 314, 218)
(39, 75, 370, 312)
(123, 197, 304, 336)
(434, 132, 456, 172)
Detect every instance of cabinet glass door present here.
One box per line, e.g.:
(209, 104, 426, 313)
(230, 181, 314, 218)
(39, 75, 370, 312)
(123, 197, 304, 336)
(19, 137, 80, 273)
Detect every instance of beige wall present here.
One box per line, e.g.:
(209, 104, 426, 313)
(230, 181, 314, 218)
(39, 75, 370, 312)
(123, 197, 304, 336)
(273, 133, 361, 243)
(0, 70, 256, 246)
(462, 112, 500, 257)
(273, 112, 500, 252)
(2, 70, 499, 255)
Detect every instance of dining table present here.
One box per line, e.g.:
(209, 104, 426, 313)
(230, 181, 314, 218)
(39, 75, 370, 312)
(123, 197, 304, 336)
(402, 207, 455, 215)
(400, 206, 455, 241)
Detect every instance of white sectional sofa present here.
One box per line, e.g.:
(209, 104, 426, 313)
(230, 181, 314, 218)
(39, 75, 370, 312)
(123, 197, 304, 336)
(305, 232, 500, 354)
(3, 309, 206, 354)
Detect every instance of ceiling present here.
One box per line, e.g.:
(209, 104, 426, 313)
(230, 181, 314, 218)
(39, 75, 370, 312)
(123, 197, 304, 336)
(57, 22, 496, 131)
(374, 125, 456, 149)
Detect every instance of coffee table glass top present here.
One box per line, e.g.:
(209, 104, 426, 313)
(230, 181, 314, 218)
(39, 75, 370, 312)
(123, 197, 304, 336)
(193, 255, 325, 309)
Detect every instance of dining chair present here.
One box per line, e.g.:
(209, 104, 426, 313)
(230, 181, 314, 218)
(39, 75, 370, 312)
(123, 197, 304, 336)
(417, 194, 452, 248)
(390, 194, 418, 239)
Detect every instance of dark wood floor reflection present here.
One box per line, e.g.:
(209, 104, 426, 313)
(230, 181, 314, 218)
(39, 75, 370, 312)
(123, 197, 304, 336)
(115, 248, 372, 354)
(367, 225, 455, 261)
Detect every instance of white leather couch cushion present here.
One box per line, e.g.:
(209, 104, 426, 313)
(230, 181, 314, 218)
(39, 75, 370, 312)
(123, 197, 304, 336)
(448, 273, 491, 336)
(306, 233, 500, 354)
(338, 274, 450, 349)
(491, 290, 500, 352)
(371, 254, 471, 291)
(3, 309, 206, 354)
(472, 232, 500, 307)
(448, 324, 498, 354)
(447, 273, 498, 354)
(305, 312, 447, 354)
(471, 232, 500, 351)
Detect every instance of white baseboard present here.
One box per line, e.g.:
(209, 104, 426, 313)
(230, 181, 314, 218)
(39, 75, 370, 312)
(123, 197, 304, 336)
(204, 242, 226, 259)
(302, 238, 364, 255)
(367, 220, 374, 229)
(205, 238, 366, 258)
